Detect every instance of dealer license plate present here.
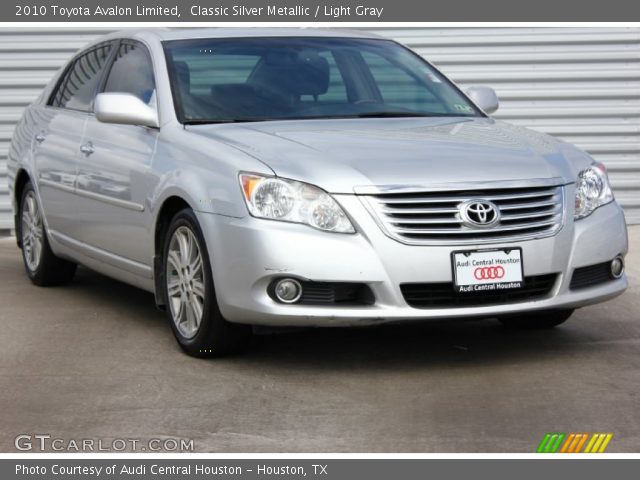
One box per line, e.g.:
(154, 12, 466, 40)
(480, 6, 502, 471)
(452, 249, 524, 293)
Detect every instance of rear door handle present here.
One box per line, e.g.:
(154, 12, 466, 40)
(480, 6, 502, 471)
(80, 142, 95, 156)
(35, 133, 46, 143)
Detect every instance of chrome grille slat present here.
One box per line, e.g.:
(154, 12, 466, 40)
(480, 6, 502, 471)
(500, 208, 562, 221)
(498, 199, 559, 210)
(393, 219, 558, 235)
(380, 207, 460, 215)
(365, 184, 565, 245)
(376, 190, 559, 205)
(390, 218, 463, 225)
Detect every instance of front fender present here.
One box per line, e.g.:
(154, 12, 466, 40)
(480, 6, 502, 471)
(150, 128, 273, 218)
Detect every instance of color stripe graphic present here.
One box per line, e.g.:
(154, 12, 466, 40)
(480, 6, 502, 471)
(537, 433, 613, 453)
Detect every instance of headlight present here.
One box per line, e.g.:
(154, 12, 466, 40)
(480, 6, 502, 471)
(239, 173, 355, 233)
(574, 162, 614, 220)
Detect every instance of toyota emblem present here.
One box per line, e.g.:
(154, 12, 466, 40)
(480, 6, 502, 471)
(460, 200, 500, 228)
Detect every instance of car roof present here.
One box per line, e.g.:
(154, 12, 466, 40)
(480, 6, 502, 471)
(97, 27, 384, 43)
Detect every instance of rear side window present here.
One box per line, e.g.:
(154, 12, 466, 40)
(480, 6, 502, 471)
(49, 42, 113, 111)
(103, 41, 156, 105)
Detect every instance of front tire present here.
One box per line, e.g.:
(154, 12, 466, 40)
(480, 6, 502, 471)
(19, 181, 76, 286)
(498, 309, 574, 329)
(162, 208, 251, 357)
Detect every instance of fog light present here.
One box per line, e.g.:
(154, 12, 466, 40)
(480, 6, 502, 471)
(611, 256, 624, 279)
(273, 278, 302, 304)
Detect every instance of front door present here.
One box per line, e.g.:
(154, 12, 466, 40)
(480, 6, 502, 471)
(75, 40, 158, 267)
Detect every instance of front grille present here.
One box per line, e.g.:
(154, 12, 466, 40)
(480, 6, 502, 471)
(401, 274, 558, 308)
(570, 262, 613, 290)
(365, 184, 564, 244)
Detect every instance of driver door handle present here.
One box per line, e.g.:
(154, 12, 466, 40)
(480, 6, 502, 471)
(80, 142, 95, 156)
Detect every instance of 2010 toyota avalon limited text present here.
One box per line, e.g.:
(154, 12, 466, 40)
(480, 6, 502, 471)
(8, 28, 628, 356)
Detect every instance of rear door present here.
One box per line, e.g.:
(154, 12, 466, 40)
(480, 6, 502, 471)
(34, 41, 114, 239)
(75, 40, 159, 267)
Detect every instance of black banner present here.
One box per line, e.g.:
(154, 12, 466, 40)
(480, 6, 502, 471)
(4, 459, 640, 480)
(6, 0, 640, 22)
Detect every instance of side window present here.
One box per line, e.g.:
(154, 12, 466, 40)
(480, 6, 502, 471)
(103, 41, 156, 105)
(49, 42, 113, 111)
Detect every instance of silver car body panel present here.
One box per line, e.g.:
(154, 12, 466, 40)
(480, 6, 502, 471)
(74, 116, 157, 264)
(6, 28, 628, 326)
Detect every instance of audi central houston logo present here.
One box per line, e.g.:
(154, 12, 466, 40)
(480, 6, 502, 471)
(460, 200, 500, 228)
(474, 266, 506, 280)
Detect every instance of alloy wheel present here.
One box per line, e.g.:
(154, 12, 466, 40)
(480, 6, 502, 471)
(166, 226, 206, 339)
(21, 191, 43, 272)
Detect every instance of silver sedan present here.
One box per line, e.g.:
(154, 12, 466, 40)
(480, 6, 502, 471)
(8, 28, 628, 356)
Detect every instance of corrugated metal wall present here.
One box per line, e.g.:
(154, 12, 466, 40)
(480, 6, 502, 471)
(1, 27, 639, 229)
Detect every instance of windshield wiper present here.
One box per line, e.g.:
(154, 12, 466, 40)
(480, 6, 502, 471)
(352, 111, 466, 118)
(183, 118, 270, 125)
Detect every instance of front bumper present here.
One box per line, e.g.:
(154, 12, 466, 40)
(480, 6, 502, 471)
(197, 198, 628, 327)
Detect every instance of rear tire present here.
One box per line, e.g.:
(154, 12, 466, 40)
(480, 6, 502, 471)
(498, 309, 574, 329)
(161, 208, 251, 357)
(19, 181, 77, 286)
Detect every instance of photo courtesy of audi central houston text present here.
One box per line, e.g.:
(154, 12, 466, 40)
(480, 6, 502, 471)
(7, 28, 629, 357)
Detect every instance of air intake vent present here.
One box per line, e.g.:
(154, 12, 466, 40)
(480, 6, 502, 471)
(268, 280, 375, 306)
(570, 262, 614, 290)
(401, 274, 558, 308)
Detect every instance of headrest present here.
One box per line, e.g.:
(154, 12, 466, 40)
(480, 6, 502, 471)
(253, 50, 330, 97)
(294, 50, 330, 96)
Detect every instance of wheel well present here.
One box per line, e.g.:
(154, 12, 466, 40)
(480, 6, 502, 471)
(153, 196, 191, 308)
(154, 196, 191, 256)
(13, 169, 31, 247)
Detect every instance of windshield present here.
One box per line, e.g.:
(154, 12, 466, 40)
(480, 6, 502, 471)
(163, 37, 482, 124)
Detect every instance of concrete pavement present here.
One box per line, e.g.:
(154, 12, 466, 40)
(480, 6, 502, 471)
(0, 228, 638, 452)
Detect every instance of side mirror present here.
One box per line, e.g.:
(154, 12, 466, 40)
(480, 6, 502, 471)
(465, 86, 499, 115)
(95, 92, 159, 128)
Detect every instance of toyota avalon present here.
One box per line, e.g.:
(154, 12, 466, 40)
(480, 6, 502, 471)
(8, 28, 628, 356)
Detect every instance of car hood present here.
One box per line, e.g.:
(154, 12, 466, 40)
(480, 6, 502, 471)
(186, 117, 591, 193)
